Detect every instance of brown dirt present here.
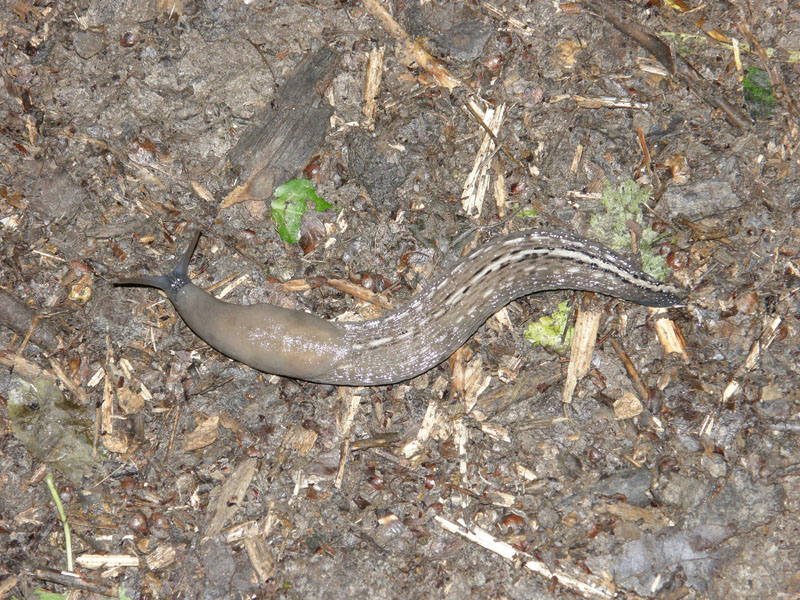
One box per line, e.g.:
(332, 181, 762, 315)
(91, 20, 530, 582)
(1, 1, 799, 599)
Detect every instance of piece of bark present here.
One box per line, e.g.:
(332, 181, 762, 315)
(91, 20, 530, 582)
(0, 289, 63, 351)
(224, 46, 339, 208)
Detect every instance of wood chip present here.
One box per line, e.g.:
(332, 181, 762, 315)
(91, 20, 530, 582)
(145, 544, 176, 571)
(182, 415, 220, 451)
(116, 387, 145, 415)
(573, 95, 648, 109)
(101, 337, 128, 454)
(244, 534, 276, 583)
(613, 391, 643, 420)
(283, 424, 318, 457)
(562, 303, 601, 404)
(204, 458, 258, 538)
(0, 351, 57, 383)
(362, 45, 385, 129)
(461, 103, 507, 217)
(76, 554, 140, 569)
(325, 277, 393, 310)
(650, 307, 689, 359)
(401, 399, 438, 458)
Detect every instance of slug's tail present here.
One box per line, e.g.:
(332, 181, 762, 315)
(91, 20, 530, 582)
(114, 231, 201, 301)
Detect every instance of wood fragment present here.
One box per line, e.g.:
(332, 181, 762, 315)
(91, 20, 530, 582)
(0, 351, 57, 382)
(283, 424, 318, 457)
(613, 391, 643, 420)
(719, 315, 782, 407)
(479, 421, 511, 443)
(492, 164, 507, 217)
(448, 345, 470, 401)
(101, 337, 128, 454)
(0, 576, 19, 596)
(223, 46, 339, 209)
(204, 458, 258, 538)
(244, 534, 276, 583)
(75, 554, 140, 569)
(282, 278, 311, 293)
(349, 432, 402, 451)
(325, 278, 393, 310)
(145, 544, 177, 571)
(650, 307, 689, 359)
(610, 338, 650, 403)
(401, 399, 438, 458)
(436, 516, 616, 599)
(214, 274, 249, 300)
(456, 418, 469, 476)
(34, 568, 116, 597)
(335, 387, 362, 488)
(182, 414, 220, 451)
(562, 299, 601, 404)
(362, 45, 385, 129)
(573, 95, 648, 109)
(462, 103, 507, 217)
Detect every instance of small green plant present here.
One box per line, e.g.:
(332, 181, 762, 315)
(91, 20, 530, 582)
(33, 592, 67, 600)
(270, 179, 332, 244)
(118, 587, 133, 600)
(524, 300, 574, 353)
(45, 473, 73, 572)
(742, 66, 775, 120)
(589, 180, 669, 281)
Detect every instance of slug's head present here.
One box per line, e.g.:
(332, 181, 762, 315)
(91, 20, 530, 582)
(114, 230, 201, 302)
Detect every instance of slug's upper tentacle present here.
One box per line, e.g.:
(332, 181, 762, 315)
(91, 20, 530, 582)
(115, 229, 685, 386)
(114, 230, 201, 302)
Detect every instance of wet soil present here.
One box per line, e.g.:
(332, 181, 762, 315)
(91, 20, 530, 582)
(1, 1, 799, 599)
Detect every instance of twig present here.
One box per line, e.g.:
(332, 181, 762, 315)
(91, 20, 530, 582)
(436, 516, 616, 599)
(610, 338, 650, 402)
(34, 567, 116, 596)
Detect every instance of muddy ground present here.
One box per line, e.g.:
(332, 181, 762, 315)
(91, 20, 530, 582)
(1, 1, 799, 599)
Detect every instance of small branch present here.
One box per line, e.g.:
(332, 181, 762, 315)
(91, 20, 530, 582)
(436, 516, 616, 599)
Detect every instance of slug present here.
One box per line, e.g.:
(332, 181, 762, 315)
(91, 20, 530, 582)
(115, 230, 684, 386)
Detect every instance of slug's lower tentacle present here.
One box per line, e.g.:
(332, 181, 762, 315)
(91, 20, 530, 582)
(115, 230, 684, 386)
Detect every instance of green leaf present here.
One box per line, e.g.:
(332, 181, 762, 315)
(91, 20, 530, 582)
(524, 300, 574, 353)
(742, 66, 775, 120)
(270, 179, 332, 244)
